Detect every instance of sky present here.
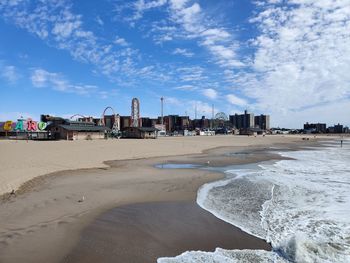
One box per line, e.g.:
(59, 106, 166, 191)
(0, 0, 349, 128)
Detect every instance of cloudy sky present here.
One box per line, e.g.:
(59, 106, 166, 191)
(0, 0, 349, 128)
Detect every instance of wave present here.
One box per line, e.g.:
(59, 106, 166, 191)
(159, 141, 350, 262)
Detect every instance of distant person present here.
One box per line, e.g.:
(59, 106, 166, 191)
(341, 140, 343, 147)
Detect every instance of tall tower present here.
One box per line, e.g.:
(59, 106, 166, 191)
(161, 97, 164, 125)
(131, 98, 140, 127)
(211, 104, 214, 129)
(195, 102, 197, 120)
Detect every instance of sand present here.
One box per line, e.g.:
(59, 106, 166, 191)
(0, 135, 325, 263)
(0, 135, 318, 196)
(62, 202, 271, 263)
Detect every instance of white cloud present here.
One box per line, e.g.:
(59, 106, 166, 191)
(149, 22, 181, 44)
(123, 0, 243, 69)
(172, 48, 194, 57)
(271, 100, 350, 129)
(132, 0, 167, 20)
(162, 97, 216, 118)
(164, 96, 182, 106)
(167, 1, 243, 69)
(98, 89, 118, 99)
(31, 69, 52, 87)
(226, 94, 247, 107)
(52, 20, 81, 39)
(200, 28, 231, 46)
(1, 65, 19, 83)
(0, 1, 142, 80)
(177, 66, 205, 82)
(114, 36, 128, 46)
(170, 0, 189, 10)
(174, 84, 197, 91)
(189, 100, 213, 117)
(31, 68, 98, 96)
(226, 0, 350, 127)
(202, 88, 218, 100)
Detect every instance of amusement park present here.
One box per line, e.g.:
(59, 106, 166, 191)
(0, 98, 270, 140)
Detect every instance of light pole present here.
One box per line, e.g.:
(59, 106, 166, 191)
(211, 104, 214, 130)
(160, 97, 164, 126)
(195, 102, 197, 120)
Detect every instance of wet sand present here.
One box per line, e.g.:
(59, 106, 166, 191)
(62, 202, 271, 263)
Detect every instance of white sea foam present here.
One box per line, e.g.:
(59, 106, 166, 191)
(159, 140, 350, 262)
(158, 248, 288, 263)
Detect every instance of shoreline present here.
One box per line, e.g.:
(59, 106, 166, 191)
(0, 136, 327, 262)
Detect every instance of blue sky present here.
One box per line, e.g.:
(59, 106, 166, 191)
(0, 0, 349, 128)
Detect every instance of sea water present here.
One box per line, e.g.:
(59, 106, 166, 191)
(158, 140, 350, 263)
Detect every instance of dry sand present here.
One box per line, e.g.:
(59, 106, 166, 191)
(0, 135, 325, 263)
(0, 134, 317, 196)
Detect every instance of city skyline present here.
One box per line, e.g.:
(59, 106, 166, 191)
(1, 0, 350, 128)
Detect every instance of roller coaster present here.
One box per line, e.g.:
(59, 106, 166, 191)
(69, 107, 120, 137)
(70, 114, 86, 120)
(100, 106, 120, 136)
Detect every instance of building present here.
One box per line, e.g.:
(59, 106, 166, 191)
(192, 116, 209, 130)
(254, 114, 270, 130)
(304, 123, 327, 133)
(229, 110, 255, 129)
(120, 116, 131, 130)
(334, 123, 344, 133)
(154, 124, 166, 136)
(48, 120, 110, 140)
(180, 116, 190, 130)
(140, 117, 153, 128)
(162, 115, 178, 133)
(240, 127, 264, 136)
(122, 127, 158, 139)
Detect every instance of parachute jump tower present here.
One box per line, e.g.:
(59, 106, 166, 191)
(131, 98, 140, 128)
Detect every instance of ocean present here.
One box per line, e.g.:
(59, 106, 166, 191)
(158, 140, 350, 263)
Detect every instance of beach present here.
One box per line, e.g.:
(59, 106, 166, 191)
(63, 201, 271, 263)
(0, 135, 325, 262)
(0, 135, 306, 196)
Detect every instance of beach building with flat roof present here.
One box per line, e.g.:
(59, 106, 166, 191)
(122, 127, 158, 139)
(48, 120, 110, 140)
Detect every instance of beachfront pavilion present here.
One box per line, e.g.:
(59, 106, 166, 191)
(122, 127, 158, 139)
(48, 121, 110, 140)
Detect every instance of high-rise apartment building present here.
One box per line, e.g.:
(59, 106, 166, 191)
(229, 110, 255, 129)
(255, 114, 270, 130)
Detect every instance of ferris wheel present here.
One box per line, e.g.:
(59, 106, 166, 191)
(215, 112, 228, 121)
